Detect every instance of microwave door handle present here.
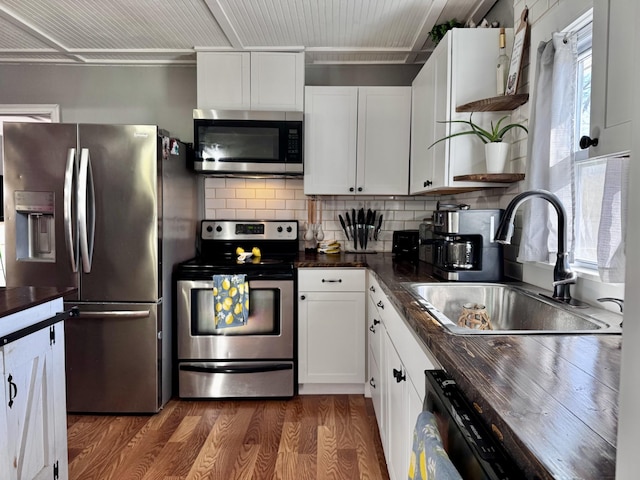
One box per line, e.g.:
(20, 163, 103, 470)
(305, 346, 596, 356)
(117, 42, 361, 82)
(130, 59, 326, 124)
(78, 148, 96, 273)
(64, 148, 78, 272)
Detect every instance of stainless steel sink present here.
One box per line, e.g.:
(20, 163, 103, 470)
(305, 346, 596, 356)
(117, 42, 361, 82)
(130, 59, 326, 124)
(402, 282, 622, 335)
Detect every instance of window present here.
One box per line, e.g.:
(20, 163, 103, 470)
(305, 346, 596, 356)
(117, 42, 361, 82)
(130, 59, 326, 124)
(571, 14, 602, 267)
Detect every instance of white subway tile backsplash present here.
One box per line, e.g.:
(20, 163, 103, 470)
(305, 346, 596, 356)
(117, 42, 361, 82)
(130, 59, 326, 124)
(204, 177, 226, 189)
(202, 177, 442, 252)
(246, 199, 266, 209)
(226, 198, 247, 209)
(215, 189, 236, 199)
(265, 199, 287, 210)
(236, 188, 256, 198)
(276, 189, 296, 199)
(204, 198, 226, 210)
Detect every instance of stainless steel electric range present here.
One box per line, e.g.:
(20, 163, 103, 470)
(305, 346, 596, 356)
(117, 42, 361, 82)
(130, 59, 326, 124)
(175, 219, 298, 399)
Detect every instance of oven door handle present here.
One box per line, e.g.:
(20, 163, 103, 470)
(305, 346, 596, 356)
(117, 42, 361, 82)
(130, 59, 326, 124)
(180, 363, 292, 374)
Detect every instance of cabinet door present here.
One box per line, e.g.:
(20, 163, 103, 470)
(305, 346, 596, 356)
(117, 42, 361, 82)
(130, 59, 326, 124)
(589, 0, 631, 158)
(385, 333, 407, 480)
(304, 87, 358, 195)
(298, 291, 365, 383)
(410, 42, 447, 193)
(2, 328, 57, 480)
(250, 52, 304, 111)
(196, 52, 251, 109)
(367, 294, 384, 368)
(368, 346, 386, 448)
(356, 87, 411, 195)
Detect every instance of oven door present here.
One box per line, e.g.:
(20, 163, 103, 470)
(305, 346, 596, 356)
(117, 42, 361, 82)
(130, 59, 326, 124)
(176, 278, 294, 360)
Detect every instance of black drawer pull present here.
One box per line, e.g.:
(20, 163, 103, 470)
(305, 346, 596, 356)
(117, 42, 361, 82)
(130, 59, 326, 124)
(369, 325, 376, 333)
(369, 286, 376, 292)
(373, 319, 381, 325)
(7, 374, 17, 408)
(369, 377, 376, 388)
(322, 279, 342, 283)
(393, 368, 406, 383)
(377, 301, 384, 309)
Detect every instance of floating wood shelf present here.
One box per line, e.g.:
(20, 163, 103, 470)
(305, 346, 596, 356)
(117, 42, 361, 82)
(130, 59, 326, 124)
(454, 173, 525, 183)
(456, 94, 529, 112)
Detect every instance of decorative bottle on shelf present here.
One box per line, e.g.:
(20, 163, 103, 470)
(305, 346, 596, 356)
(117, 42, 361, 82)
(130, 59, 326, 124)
(496, 28, 509, 95)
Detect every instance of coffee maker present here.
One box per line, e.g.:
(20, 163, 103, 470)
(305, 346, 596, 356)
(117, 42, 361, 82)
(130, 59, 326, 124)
(432, 208, 503, 281)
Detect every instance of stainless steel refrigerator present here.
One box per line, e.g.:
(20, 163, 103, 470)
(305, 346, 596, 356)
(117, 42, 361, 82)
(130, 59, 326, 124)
(3, 123, 197, 413)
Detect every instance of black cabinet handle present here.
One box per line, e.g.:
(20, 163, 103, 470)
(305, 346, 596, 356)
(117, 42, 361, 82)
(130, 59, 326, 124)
(423, 180, 433, 187)
(373, 319, 381, 325)
(579, 135, 599, 149)
(369, 286, 376, 292)
(369, 377, 376, 389)
(357, 187, 363, 192)
(300, 295, 306, 300)
(393, 368, 406, 383)
(322, 279, 342, 283)
(377, 301, 384, 309)
(349, 187, 355, 192)
(7, 374, 17, 408)
(369, 325, 376, 333)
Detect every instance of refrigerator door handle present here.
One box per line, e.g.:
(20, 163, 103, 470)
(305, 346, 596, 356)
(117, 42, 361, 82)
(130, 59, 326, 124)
(64, 148, 78, 273)
(77, 310, 152, 320)
(78, 148, 96, 273)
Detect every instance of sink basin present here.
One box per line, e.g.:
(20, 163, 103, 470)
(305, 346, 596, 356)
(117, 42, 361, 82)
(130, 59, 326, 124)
(402, 282, 622, 335)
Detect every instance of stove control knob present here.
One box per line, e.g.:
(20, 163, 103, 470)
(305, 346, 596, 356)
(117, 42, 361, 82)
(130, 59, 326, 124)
(277, 226, 283, 232)
(216, 225, 222, 232)
(286, 226, 292, 233)
(206, 225, 213, 232)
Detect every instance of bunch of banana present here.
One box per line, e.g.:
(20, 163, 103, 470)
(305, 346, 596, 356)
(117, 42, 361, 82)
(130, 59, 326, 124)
(317, 240, 340, 254)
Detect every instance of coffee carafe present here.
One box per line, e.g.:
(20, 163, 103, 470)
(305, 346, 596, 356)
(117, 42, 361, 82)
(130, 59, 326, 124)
(432, 208, 503, 281)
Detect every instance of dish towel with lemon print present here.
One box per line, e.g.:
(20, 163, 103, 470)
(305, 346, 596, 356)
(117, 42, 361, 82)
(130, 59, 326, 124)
(213, 274, 249, 329)
(408, 411, 462, 480)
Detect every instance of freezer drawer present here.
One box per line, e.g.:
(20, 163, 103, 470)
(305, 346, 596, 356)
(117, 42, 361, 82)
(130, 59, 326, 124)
(64, 302, 162, 413)
(178, 361, 294, 398)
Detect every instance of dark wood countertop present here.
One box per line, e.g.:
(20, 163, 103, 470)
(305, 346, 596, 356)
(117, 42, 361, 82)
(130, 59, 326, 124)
(0, 286, 77, 319)
(295, 252, 620, 480)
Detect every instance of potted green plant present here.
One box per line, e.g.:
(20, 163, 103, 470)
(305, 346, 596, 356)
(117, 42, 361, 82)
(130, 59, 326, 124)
(428, 19, 464, 45)
(429, 114, 528, 173)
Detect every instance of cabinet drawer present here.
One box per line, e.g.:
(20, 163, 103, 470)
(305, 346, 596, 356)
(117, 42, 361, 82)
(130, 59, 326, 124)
(298, 268, 365, 292)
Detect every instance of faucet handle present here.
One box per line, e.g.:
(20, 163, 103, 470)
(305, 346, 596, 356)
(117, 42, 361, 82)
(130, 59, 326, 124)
(552, 271, 578, 287)
(597, 297, 624, 313)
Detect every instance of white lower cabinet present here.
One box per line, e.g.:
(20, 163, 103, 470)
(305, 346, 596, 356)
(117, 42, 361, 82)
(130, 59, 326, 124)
(0, 320, 68, 480)
(384, 331, 424, 480)
(298, 268, 366, 386)
(367, 272, 438, 480)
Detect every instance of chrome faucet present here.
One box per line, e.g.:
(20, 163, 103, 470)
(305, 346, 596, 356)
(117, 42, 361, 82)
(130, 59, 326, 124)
(495, 189, 577, 303)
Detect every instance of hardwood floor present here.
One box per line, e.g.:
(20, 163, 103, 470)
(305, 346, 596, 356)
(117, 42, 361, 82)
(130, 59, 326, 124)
(67, 395, 390, 480)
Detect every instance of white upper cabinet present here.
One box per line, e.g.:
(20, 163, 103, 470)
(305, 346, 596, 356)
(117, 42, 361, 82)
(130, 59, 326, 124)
(304, 86, 411, 195)
(410, 28, 514, 194)
(197, 51, 304, 111)
(586, 0, 631, 158)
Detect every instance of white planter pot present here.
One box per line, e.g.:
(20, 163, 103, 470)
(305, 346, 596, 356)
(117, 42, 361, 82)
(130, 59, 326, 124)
(484, 142, 510, 173)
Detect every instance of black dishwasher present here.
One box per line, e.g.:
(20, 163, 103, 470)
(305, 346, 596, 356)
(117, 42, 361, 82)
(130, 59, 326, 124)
(423, 370, 522, 480)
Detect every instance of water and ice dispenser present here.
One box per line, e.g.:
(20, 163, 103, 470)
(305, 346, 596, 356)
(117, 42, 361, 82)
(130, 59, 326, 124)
(14, 191, 56, 262)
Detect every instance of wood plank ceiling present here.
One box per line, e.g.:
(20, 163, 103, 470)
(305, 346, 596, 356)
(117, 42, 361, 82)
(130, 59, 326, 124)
(0, 0, 499, 65)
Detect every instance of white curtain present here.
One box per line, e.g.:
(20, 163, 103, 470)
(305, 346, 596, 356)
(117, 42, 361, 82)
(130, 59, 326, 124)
(597, 156, 629, 282)
(519, 33, 578, 262)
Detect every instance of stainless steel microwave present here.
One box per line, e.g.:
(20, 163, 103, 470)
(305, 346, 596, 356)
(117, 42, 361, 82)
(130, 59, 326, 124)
(193, 109, 303, 175)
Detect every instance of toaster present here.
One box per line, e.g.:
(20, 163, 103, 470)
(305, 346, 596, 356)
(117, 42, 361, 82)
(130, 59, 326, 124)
(392, 230, 419, 261)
